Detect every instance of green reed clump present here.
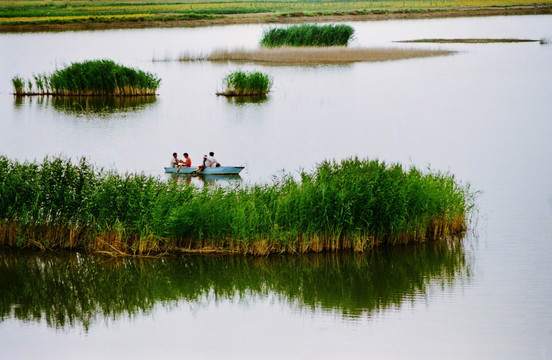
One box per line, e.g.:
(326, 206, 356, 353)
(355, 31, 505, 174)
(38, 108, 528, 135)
(11, 76, 24, 95)
(260, 24, 354, 47)
(0, 155, 473, 255)
(11, 60, 161, 96)
(219, 71, 273, 96)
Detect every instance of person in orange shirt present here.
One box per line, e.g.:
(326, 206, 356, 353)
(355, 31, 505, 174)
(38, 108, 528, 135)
(177, 152, 192, 172)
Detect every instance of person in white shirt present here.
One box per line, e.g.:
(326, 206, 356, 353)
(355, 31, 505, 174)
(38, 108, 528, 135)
(170, 152, 180, 168)
(206, 152, 220, 167)
(195, 152, 220, 174)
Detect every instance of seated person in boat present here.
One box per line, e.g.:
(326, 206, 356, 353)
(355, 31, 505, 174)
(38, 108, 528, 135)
(206, 152, 221, 167)
(196, 152, 221, 174)
(177, 153, 192, 172)
(182, 153, 192, 167)
(170, 152, 180, 168)
(196, 155, 208, 174)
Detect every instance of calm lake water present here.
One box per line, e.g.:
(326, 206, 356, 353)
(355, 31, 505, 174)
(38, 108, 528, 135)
(1, 15, 552, 359)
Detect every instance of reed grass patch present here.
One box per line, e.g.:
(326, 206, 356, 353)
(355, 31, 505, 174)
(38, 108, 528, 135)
(260, 24, 354, 47)
(217, 70, 273, 96)
(180, 47, 454, 65)
(0, 155, 474, 256)
(11, 59, 161, 96)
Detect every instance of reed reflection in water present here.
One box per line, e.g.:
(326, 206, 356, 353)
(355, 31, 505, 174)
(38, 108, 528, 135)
(13, 96, 157, 115)
(223, 94, 269, 105)
(0, 240, 470, 331)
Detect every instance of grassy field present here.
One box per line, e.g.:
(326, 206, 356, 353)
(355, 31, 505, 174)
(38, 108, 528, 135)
(1, 0, 551, 31)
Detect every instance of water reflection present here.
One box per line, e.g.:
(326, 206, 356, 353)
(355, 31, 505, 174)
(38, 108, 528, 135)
(0, 241, 469, 330)
(167, 173, 243, 188)
(12, 95, 157, 115)
(223, 94, 269, 105)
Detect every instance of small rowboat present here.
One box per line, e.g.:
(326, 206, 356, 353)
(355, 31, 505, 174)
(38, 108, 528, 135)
(164, 166, 244, 175)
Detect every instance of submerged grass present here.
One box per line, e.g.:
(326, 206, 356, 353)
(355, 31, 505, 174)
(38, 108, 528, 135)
(0, 155, 474, 256)
(12, 59, 161, 96)
(260, 24, 354, 47)
(218, 70, 273, 96)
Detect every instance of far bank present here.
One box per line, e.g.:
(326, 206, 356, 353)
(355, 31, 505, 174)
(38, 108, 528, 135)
(1, 4, 551, 33)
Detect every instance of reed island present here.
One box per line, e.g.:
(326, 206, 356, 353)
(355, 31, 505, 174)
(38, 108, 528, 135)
(217, 71, 273, 97)
(179, 23, 454, 65)
(0, 155, 473, 256)
(11, 59, 161, 96)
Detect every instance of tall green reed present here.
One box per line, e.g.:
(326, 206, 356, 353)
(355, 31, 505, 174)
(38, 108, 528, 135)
(260, 24, 355, 47)
(11, 60, 161, 96)
(0, 155, 473, 255)
(220, 70, 273, 96)
(11, 76, 24, 95)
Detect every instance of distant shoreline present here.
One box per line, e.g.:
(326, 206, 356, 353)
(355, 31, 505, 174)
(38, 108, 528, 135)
(1, 4, 550, 33)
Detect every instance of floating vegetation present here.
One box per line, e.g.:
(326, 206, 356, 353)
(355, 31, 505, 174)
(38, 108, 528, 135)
(0, 155, 474, 256)
(396, 38, 540, 43)
(260, 24, 355, 47)
(180, 47, 454, 65)
(217, 70, 273, 96)
(11, 59, 161, 96)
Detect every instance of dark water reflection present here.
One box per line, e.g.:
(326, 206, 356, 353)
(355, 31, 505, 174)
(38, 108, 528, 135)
(12, 95, 157, 115)
(166, 173, 243, 189)
(0, 241, 469, 331)
(223, 95, 269, 105)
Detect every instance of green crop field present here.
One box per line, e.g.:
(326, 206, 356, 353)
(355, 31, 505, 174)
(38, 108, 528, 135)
(1, 0, 550, 27)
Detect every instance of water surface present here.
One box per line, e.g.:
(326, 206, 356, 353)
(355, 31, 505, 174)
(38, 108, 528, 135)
(0, 15, 551, 359)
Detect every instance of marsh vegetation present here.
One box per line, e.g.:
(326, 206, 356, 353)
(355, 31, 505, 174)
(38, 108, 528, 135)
(11, 59, 161, 96)
(178, 22, 452, 65)
(0, 155, 473, 256)
(260, 24, 355, 47)
(217, 71, 273, 96)
(180, 47, 454, 65)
